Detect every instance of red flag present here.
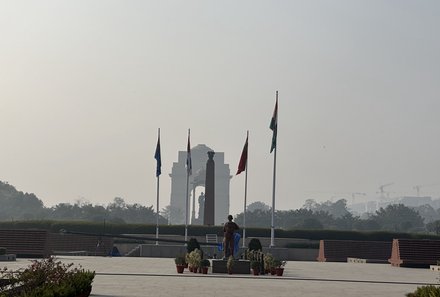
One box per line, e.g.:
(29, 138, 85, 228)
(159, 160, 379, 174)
(236, 135, 248, 175)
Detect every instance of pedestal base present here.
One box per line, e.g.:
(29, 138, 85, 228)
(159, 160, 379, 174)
(211, 260, 250, 274)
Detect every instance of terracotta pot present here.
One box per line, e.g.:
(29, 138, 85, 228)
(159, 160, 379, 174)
(270, 268, 276, 275)
(275, 267, 284, 276)
(202, 267, 208, 274)
(252, 268, 260, 276)
(176, 265, 185, 274)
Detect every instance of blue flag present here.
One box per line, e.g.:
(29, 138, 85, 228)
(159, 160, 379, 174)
(154, 134, 161, 177)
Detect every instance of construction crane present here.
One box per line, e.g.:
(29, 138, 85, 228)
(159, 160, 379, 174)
(377, 183, 394, 201)
(413, 183, 440, 197)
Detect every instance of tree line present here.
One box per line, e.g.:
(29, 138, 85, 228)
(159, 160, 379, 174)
(0, 181, 166, 224)
(1, 180, 440, 234)
(235, 200, 440, 234)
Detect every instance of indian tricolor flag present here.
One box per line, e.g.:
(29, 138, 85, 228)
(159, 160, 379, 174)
(270, 96, 278, 153)
(154, 129, 161, 177)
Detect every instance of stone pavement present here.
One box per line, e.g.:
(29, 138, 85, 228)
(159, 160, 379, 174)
(2, 257, 438, 297)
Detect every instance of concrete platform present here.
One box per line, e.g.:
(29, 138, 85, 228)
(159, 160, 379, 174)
(0, 256, 438, 297)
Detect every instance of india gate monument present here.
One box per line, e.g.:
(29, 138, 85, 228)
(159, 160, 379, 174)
(169, 144, 231, 225)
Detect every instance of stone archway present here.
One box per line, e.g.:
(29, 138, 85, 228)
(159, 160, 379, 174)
(168, 144, 231, 225)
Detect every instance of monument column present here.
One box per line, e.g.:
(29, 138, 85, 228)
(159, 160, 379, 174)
(204, 151, 215, 225)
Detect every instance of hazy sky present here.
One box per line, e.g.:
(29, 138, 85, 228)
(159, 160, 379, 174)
(1, 1, 439, 216)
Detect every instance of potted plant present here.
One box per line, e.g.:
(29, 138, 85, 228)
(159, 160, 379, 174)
(251, 260, 260, 276)
(226, 256, 234, 274)
(200, 259, 210, 274)
(188, 249, 202, 273)
(174, 256, 186, 274)
(185, 253, 190, 269)
(263, 253, 275, 274)
(274, 260, 287, 276)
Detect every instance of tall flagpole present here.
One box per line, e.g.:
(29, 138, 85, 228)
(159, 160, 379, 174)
(185, 129, 191, 243)
(270, 91, 278, 248)
(156, 169, 160, 246)
(185, 170, 189, 243)
(154, 128, 161, 246)
(242, 130, 249, 248)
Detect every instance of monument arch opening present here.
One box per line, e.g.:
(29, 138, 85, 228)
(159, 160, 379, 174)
(169, 144, 231, 225)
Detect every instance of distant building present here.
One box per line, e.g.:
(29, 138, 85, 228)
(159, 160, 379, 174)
(398, 196, 432, 207)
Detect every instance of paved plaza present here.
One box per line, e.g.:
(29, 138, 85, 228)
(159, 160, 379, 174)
(2, 256, 438, 297)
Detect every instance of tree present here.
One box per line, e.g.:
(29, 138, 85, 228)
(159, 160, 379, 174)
(161, 205, 171, 224)
(302, 199, 318, 210)
(426, 220, 440, 235)
(313, 199, 350, 218)
(301, 199, 350, 219)
(247, 201, 270, 212)
(0, 181, 45, 220)
(353, 219, 381, 231)
(298, 218, 324, 230)
(372, 204, 424, 232)
(271, 208, 340, 230)
(413, 204, 440, 224)
(334, 213, 360, 230)
(234, 209, 271, 228)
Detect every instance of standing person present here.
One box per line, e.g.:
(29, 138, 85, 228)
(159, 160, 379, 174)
(223, 215, 239, 259)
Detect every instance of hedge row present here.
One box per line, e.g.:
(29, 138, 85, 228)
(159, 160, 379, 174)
(0, 220, 439, 241)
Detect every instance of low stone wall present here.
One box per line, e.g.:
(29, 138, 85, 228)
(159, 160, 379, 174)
(317, 240, 392, 262)
(389, 239, 440, 267)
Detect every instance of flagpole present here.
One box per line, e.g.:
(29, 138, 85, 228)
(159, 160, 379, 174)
(155, 128, 160, 246)
(242, 130, 249, 248)
(185, 129, 190, 244)
(185, 172, 189, 243)
(270, 91, 278, 248)
(156, 173, 160, 245)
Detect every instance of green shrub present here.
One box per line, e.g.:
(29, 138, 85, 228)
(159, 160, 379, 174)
(251, 260, 260, 270)
(174, 256, 186, 265)
(406, 285, 440, 297)
(0, 257, 95, 297)
(201, 259, 210, 267)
